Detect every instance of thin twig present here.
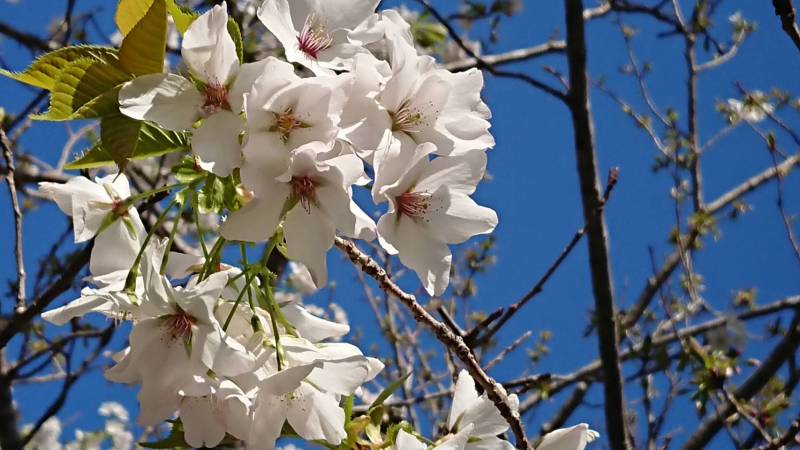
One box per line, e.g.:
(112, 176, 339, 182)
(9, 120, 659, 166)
(1, 129, 26, 311)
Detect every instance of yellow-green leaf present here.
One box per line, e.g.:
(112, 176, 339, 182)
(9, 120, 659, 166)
(79, 117, 188, 171)
(116, 0, 155, 37)
(101, 114, 145, 171)
(119, 0, 167, 76)
(0, 45, 118, 91)
(32, 58, 131, 121)
(227, 18, 244, 63)
(166, 0, 198, 35)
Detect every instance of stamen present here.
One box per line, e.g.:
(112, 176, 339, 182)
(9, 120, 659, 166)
(270, 108, 307, 143)
(111, 199, 129, 218)
(290, 176, 317, 213)
(390, 100, 432, 133)
(396, 191, 431, 219)
(201, 83, 231, 117)
(297, 14, 332, 60)
(163, 311, 196, 341)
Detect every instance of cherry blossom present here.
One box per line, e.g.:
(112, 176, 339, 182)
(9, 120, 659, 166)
(376, 145, 497, 295)
(257, 0, 380, 74)
(221, 143, 376, 287)
(38, 173, 144, 278)
(118, 5, 267, 176)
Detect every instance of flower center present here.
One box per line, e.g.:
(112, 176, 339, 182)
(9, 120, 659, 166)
(163, 311, 196, 341)
(390, 100, 429, 133)
(201, 83, 231, 116)
(297, 14, 332, 60)
(290, 176, 317, 213)
(110, 198, 129, 218)
(396, 191, 431, 219)
(270, 108, 307, 143)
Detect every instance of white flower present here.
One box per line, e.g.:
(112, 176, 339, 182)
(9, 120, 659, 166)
(248, 337, 382, 449)
(240, 68, 351, 182)
(344, 41, 493, 196)
(106, 245, 255, 425)
(257, 0, 379, 74)
(104, 421, 133, 450)
(377, 145, 497, 295)
(179, 379, 252, 448)
(446, 370, 517, 450)
(118, 5, 267, 176)
(24, 417, 62, 450)
(98, 401, 130, 422)
(38, 173, 145, 277)
(726, 91, 774, 123)
(535, 424, 600, 450)
(41, 275, 141, 326)
(221, 142, 376, 287)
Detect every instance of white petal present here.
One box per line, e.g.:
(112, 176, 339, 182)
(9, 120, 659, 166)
(416, 151, 487, 196)
(307, 356, 373, 395)
(435, 424, 474, 450)
(180, 396, 226, 448)
(220, 197, 285, 243)
(240, 131, 292, 191)
(90, 216, 145, 277)
(192, 110, 244, 177)
(38, 177, 102, 217)
(282, 303, 350, 342)
(396, 430, 426, 450)
(182, 4, 239, 84)
(42, 291, 115, 325)
(465, 436, 515, 450)
(261, 363, 319, 396)
(426, 190, 497, 245)
(228, 59, 272, 112)
(377, 212, 452, 296)
(448, 370, 479, 430)
(284, 205, 336, 288)
(285, 383, 346, 445)
(119, 73, 202, 131)
(248, 395, 286, 450)
(536, 424, 599, 450)
(195, 323, 255, 377)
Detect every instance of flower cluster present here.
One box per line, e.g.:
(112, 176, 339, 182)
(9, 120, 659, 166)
(117, 0, 497, 296)
(33, 1, 597, 449)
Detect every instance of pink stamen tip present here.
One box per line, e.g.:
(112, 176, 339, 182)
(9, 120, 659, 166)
(202, 83, 231, 116)
(164, 311, 196, 341)
(290, 176, 317, 213)
(396, 191, 431, 219)
(297, 15, 332, 60)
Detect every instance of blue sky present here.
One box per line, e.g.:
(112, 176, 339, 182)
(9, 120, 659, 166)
(1, 0, 799, 448)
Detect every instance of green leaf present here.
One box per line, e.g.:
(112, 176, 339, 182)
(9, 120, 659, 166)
(198, 174, 225, 214)
(368, 372, 411, 412)
(66, 121, 188, 170)
(227, 18, 244, 63)
(118, 0, 168, 76)
(0, 45, 119, 91)
(166, 0, 198, 34)
(172, 155, 207, 184)
(32, 58, 131, 121)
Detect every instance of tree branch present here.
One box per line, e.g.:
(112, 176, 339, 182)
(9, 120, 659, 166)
(564, 0, 629, 447)
(772, 0, 800, 52)
(334, 237, 530, 449)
